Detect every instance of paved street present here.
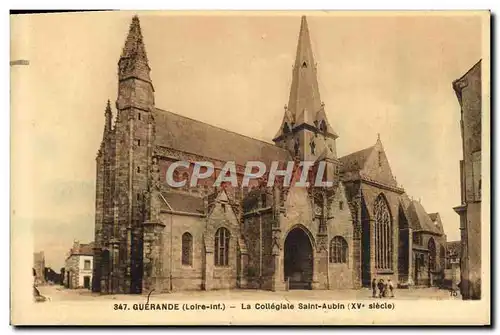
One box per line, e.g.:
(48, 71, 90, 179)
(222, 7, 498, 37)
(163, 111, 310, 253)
(37, 285, 461, 302)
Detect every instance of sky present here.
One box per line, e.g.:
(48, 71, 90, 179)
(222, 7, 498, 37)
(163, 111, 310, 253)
(11, 11, 484, 270)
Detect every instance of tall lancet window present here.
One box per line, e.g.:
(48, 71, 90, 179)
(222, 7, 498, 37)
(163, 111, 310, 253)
(215, 227, 230, 267)
(374, 194, 392, 270)
(181, 232, 193, 266)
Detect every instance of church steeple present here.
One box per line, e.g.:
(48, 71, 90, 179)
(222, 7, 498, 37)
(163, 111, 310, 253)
(288, 16, 322, 126)
(273, 16, 338, 162)
(118, 15, 152, 85)
(116, 15, 155, 111)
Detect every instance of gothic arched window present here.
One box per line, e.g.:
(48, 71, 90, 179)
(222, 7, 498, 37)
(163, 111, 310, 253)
(428, 238, 436, 271)
(329, 236, 348, 263)
(181, 232, 193, 266)
(374, 194, 392, 270)
(215, 227, 230, 266)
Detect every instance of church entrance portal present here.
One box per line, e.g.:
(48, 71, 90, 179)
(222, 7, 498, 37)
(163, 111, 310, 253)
(284, 227, 313, 290)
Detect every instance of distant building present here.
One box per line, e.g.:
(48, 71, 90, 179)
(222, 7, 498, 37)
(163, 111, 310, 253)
(444, 241, 461, 290)
(399, 196, 447, 287)
(64, 241, 94, 289)
(446, 240, 461, 269)
(453, 60, 482, 300)
(33, 252, 46, 286)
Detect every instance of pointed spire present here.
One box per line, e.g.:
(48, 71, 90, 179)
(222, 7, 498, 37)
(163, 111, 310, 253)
(118, 15, 151, 83)
(287, 16, 321, 124)
(104, 99, 112, 134)
(273, 16, 337, 142)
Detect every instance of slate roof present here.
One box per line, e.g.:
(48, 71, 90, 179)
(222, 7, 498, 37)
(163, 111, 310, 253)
(153, 108, 291, 166)
(400, 193, 412, 209)
(161, 191, 205, 214)
(79, 243, 94, 256)
(71, 242, 94, 256)
(339, 146, 375, 172)
(407, 200, 442, 234)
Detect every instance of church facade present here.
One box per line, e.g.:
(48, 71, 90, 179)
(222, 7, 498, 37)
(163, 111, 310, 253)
(92, 15, 447, 294)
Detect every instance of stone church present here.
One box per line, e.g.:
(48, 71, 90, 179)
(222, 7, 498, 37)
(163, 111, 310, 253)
(92, 15, 447, 293)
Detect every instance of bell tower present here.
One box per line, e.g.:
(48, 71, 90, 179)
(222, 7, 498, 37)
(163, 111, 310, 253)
(273, 16, 338, 164)
(113, 15, 156, 293)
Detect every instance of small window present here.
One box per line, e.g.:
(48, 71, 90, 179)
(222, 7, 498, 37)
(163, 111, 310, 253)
(136, 139, 141, 147)
(138, 113, 141, 121)
(221, 203, 226, 212)
(84, 260, 91, 270)
(261, 193, 267, 208)
(136, 193, 141, 201)
(339, 201, 343, 210)
(329, 236, 348, 263)
(283, 122, 291, 134)
(378, 151, 382, 167)
(319, 120, 327, 133)
(182, 232, 193, 266)
(302, 61, 307, 68)
(137, 166, 141, 173)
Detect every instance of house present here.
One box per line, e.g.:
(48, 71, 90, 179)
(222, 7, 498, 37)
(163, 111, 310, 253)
(64, 240, 94, 289)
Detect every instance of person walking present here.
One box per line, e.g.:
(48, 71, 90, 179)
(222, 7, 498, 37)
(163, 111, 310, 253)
(371, 278, 377, 298)
(388, 279, 395, 298)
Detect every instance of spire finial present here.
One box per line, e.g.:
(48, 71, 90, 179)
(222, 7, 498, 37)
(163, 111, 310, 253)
(105, 99, 111, 114)
(104, 99, 112, 134)
(118, 15, 151, 82)
(377, 133, 380, 141)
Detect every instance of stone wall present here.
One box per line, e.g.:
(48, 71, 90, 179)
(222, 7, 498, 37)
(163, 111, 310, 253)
(326, 182, 355, 289)
(155, 213, 205, 291)
(454, 61, 482, 300)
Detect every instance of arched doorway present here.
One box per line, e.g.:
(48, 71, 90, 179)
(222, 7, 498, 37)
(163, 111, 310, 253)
(284, 227, 313, 290)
